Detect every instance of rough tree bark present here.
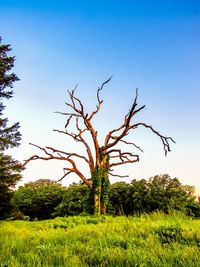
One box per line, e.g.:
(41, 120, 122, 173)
(23, 77, 175, 215)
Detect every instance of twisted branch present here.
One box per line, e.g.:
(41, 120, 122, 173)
(107, 149, 139, 168)
(108, 172, 129, 178)
(23, 143, 92, 188)
(89, 76, 112, 121)
(102, 89, 174, 156)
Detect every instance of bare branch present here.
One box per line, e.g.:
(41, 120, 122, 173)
(102, 89, 174, 158)
(65, 115, 73, 128)
(74, 117, 95, 171)
(28, 143, 53, 157)
(54, 111, 81, 117)
(89, 76, 112, 121)
(23, 155, 47, 167)
(109, 157, 139, 168)
(131, 123, 176, 156)
(45, 146, 89, 164)
(107, 148, 140, 168)
(23, 143, 92, 188)
(63, 86, 100, 164)
(53, 118, 95, 172)
(67, 85, 84, 114)
(108, 172, 129, 178)
(103, 89, 146, 150)
(100, 76, 113, 90)
(53, 129, 81, 142)
(57, 166, 92, 190)
(28, 143, 91, 169)
(75, 117, 87, 135)
(110, 136, 144, 152)
(58, 170, 71, 182)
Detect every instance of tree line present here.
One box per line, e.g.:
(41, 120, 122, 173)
(10, 174, 200, 220)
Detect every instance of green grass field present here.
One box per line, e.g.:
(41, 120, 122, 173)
(0, 212, 200, 267)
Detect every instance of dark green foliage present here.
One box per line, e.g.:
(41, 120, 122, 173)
(53, 182, 90, 216)
(0, 37, 22, 219)
(109, 182, 129, 215)
(186, 202, 200, 218)
(127, 179, 149, 215)
(155, 226, 183, 244)
(9, 210, 30, 221)
(0, 37, 21, 150)
(155, 224, 200, 248)
(0, 40, 19, 95)
(10, 175, 200, 219)
(12, 179, 65, 220)
(0, 153, 22, 219)
(0, 183, 13, 219)
(109, 174, 198, 216)
(146, 174, 195, 213)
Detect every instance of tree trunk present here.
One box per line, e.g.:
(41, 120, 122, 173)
(100, 172, 110, 214)
(92, 152, 110, 215)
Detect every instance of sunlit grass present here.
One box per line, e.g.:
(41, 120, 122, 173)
(0, 212, 200, 266)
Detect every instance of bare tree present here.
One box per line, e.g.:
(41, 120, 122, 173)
(24, 77, 175, 215)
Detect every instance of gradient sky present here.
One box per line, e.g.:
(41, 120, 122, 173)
(1, 1, 200, 193)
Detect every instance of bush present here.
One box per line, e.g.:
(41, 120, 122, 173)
(155, 225, 183, 244)
(12, 179, 66, 220)
(186, 202, 200, 218)
(53, 183, 91, 217)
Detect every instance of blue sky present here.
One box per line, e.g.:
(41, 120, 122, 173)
(1, 1, 200, 193)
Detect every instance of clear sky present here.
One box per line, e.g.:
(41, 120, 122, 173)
(1, 1, 200, 194)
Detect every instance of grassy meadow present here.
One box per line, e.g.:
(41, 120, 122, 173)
(0, 212, 200, 267)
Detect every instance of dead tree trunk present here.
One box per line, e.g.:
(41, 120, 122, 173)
(23, 77, 175, 215)
(92, 149, 110, 215)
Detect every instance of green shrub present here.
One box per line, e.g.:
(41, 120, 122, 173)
(53, 183, 90, 217)
(155, 225, 183, 244)
(12, 179, 65, 220)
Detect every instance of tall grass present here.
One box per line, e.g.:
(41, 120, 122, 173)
(0, 212, 200, 266)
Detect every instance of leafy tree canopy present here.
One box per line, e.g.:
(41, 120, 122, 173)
(12, 179, 66, 220)
(53, 182, 90, 217)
